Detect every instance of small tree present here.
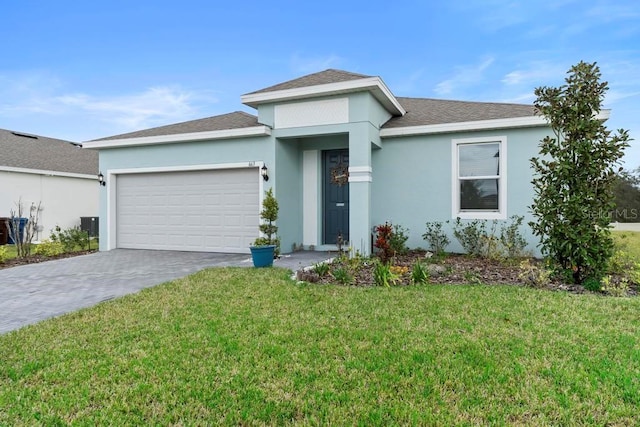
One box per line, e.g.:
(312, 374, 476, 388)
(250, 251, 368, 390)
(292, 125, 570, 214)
(6, 198, 43, 258)
(530, 61, 631, 284)
(254, 188, 280, 256)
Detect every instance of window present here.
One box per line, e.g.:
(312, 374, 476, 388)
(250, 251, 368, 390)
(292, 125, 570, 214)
(452, 136, 506, 219)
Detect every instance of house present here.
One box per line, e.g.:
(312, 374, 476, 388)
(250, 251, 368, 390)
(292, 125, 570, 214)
(0, 128, 99, 241)
(83, 69, 612, 255)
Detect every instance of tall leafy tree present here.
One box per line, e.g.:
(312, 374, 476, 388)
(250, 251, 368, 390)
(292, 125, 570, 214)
(530, 61, 631, 284)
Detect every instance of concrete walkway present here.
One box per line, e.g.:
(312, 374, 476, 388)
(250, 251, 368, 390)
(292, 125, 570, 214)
(0, 249, 332, 335)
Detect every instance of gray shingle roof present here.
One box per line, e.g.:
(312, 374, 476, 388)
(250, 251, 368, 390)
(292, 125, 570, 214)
(384, 97, 537, 128)
(0, 129, 97, 175)
(245, 69, 373, 95)
(92, 111, 259, 141)
(92, 72, 539, 144)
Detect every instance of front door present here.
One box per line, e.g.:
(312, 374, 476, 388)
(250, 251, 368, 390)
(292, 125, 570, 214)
(323, 149, 349, 244)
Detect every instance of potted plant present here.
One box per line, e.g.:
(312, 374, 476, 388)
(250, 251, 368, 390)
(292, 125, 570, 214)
(250, 188, 280, 267)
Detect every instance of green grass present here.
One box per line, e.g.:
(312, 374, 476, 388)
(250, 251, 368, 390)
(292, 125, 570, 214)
(613, 230, 640, 261)
(1, 245, 18, 259)
(1, 242, 94, 262)
(1, 268, 640, 425)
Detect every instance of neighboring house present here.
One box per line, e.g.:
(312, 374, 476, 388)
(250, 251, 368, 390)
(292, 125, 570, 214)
(0, 129, 99, 241)
(84, 69, 611, 255)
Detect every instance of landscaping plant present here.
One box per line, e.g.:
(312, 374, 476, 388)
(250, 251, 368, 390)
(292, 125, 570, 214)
(411, 261, 430, 285)
(32, 240, 64, 257)
(499, 215, 528, 258)
(530, 61, 631, 284)
(253, 188, 281, 256)
(6, 199, 42, 258)
(374, 222, 409, 263)
(422, 221, 450, 255)
(372, 260, 399, 287)
(452, 218, 488, 257)
(50, 225, 90, 252)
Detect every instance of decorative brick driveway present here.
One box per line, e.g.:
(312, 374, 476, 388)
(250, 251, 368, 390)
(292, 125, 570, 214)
(0, 249, 330, 334)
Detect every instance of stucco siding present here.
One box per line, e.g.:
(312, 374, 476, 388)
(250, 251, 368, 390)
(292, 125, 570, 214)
(275, 139, 303, 253)
(98, 136, 274, 251)
(373, 127, 549, 254)
(1, 171, 98, 240)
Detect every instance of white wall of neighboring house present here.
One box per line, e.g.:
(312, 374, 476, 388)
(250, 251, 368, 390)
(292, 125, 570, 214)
(611, 222, 640, 231)
(1, 169, 99, 241)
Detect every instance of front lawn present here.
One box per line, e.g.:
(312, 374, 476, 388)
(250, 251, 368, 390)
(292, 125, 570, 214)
(1, 268, 639, 425)
(613, 230, 640, 261)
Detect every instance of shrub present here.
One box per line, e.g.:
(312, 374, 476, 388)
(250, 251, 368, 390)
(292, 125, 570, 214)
(374, 222, 410, 263)
(518, 259, 552, 288)
(453, 216, 528, 259)
(313, 262, 330, 277)
(583, 277, 603, 292)
(33, 240, 64, 257)
(50, 226, 89, 252)
(608, 249, 640, 284)
(374, 222, 394, 264)
(255, 188, 280, 256)
(331, 267, 353, 285)
(372, 261, 400, 287)
(601, 275, 629, 297)
(411, 262, 429, 285)
(499, 216, 528, 258)
(389, 224, 409, 256)
(0, 246, 8, 263)
(422, 222, 450, 255)
(452, 218, 487, 256)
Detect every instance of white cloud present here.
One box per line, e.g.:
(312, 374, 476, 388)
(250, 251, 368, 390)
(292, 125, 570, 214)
(0, 73, 218, 139)
(56, 87, 216, 130)
(434, 57, 495, 96)
(501, 62, 567, 86)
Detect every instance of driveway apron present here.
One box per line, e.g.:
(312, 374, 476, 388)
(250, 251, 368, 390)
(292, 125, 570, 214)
(0, 249, 330, 335)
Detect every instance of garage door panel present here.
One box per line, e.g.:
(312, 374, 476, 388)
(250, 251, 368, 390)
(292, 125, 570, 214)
(116, 169, 259, 253)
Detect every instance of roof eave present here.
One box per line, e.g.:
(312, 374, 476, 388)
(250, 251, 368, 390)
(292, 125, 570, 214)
(83, 125, 272, 149)
(380, 110, 611, 138)
(241, 77, 406, 116)
(0, 166, 97, 179)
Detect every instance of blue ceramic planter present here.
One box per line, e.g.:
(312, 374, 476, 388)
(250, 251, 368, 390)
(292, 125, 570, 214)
(250, 245, 276, 267)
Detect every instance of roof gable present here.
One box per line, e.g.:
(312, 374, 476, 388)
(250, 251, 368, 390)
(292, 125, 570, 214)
(0, 129, 97, 175)
(241, 69, 406, 116)
(245, 69, 372, 95)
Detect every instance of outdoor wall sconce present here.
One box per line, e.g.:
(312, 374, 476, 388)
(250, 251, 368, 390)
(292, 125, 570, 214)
(98, 172, 106, 186)
(261, 164, 269, 181)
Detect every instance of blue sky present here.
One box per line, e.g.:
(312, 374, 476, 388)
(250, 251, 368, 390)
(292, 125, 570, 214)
(1, 0, 639, 167)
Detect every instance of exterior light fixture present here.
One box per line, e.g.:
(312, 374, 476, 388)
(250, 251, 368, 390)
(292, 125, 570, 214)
(98, 172, 106, 186)
(261, 164, 269, 181)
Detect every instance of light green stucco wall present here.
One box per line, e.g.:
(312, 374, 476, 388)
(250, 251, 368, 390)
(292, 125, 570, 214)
(98, 136, 274, 251)
(373, 127, 549, 255)
(97, 87, 549, 257)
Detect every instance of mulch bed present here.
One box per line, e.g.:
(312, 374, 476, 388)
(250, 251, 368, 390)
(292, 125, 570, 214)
(0, 250, 97, 270)
(297, 250, 638, 296)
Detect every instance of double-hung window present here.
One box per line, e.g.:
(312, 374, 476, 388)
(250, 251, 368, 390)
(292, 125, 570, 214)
(452, 136, 506, 219)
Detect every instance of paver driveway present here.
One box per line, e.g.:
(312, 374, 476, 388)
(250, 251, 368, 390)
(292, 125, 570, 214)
(0, 249, 330, 334)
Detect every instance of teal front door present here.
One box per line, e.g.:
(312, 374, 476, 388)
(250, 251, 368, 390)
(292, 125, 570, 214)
(323, 150, 349, 244)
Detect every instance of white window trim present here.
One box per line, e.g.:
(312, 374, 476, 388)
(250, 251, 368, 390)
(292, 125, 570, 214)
(451, 136, 507, 220)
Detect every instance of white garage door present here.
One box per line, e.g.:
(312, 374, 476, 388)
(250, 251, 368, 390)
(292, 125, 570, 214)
(116, 168, 259, 253)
